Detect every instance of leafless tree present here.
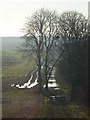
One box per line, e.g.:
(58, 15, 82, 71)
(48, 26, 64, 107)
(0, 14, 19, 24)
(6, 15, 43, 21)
(21, 8, 64, 91)
(58, 11, 88, 70)
(43, 15, 64, 90)
(57, 11, 88, 102)
(21, 8, 49, 91)
(58, 11, 88, 43)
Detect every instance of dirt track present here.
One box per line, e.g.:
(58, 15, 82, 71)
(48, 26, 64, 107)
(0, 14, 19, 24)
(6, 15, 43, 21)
(2, 85, 39, 118)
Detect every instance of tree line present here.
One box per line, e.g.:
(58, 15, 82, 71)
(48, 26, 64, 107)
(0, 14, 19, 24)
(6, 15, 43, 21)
(20, 8, 88, 105)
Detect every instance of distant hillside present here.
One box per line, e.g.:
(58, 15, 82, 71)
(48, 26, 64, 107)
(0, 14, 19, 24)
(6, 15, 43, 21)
(1, 37, 24, 50)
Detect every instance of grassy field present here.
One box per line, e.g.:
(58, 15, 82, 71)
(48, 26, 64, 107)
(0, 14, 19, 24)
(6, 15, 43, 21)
(2, 50, 88, 118)
(2, 50, 35, 90)
(2, 50, 35, 76)
(2, 87, 88, 118)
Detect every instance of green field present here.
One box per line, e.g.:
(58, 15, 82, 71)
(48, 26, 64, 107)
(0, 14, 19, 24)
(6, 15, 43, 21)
(2, 50, 35, 90)
(2, 50, 35, 76)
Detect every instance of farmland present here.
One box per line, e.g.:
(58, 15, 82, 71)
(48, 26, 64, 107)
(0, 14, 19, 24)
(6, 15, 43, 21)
(2, 50, 35, 90)
(2, 50, 88, 118)
(2, 50, 35, 76)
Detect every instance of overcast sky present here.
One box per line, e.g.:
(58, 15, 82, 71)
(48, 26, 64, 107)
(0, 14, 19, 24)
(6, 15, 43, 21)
(0, 0, 89, 37)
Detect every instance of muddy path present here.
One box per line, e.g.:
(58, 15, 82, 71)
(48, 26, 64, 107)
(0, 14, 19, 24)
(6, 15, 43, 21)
(2, 86, 39, 118)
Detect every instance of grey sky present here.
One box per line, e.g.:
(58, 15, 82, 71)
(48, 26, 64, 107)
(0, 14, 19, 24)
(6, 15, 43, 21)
(0, 0, 89, 36)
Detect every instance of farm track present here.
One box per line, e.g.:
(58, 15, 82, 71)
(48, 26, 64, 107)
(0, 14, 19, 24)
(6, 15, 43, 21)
(2, 85, 39, 118)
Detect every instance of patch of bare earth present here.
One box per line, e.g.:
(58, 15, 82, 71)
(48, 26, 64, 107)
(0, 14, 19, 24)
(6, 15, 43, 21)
(2, 85, 40, 118)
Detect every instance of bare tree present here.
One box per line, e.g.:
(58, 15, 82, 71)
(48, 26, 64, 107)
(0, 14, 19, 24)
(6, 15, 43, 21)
(21, 8, 65, 91)
(21, 8, 48, 91)
(41, 10, 61, 90)
(58, 11, 88, 43)
(43, 32, 64, 90)
(21, 8, 63, 91)
(57, 11, 88, 102)
(58, 11, 88, 72)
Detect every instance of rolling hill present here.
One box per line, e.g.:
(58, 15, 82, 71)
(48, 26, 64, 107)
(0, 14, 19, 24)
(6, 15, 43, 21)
(1, 37, 24, 50)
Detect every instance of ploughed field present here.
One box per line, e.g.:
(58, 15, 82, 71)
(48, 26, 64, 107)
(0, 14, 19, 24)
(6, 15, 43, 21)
(2, 50, 88, 118)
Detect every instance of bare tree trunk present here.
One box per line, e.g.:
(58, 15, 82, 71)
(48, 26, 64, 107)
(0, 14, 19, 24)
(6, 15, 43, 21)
(45, 51, 48, 90)
(37, 49, 42, 92)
